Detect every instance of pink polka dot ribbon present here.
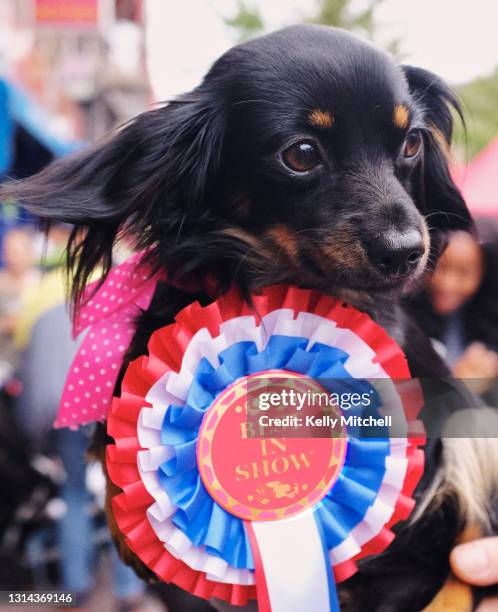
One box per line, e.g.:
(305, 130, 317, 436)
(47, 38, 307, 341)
(55, 252, 166, 429)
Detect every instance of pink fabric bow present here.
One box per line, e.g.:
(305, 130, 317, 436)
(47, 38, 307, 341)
(55, 251, 165, 429)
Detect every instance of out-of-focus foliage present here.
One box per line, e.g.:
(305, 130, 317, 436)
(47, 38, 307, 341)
(224, 1, 264, 42)
(226, 0, 385, 42)
(308, 0, 400, 54)
(309, 0, 380, 37)
(453, 69, 498, 160)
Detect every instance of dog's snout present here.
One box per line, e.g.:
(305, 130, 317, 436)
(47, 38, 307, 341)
(367, 229, 425, 276)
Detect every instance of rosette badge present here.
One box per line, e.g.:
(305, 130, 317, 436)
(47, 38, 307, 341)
(107, 285, 425, 611)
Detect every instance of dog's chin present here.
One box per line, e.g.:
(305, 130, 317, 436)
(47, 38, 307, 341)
(298, 265, 426, 310)
(262, 259, 425, 308)
(348, 275, 424, 298)
(345, 260, 428, 294)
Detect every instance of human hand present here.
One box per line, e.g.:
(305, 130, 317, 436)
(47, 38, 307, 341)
(451, 537, 498, 611)
(452, 343, 498, 394)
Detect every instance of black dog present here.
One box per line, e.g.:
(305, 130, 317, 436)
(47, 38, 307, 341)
(2, 25, 497, 611)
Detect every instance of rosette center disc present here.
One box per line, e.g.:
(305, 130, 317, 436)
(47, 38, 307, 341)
(197, 370, 348, 521)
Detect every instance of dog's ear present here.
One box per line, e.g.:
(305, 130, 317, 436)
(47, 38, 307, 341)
(402, 65, 472, 236)
(0, 86, 224, 300)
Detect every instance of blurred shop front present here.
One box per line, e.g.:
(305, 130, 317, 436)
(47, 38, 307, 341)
(0, 0, 151, 256)
(1, 0, 150, 142)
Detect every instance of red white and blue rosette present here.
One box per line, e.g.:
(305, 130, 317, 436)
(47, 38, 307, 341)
(106, 286, 425, 610)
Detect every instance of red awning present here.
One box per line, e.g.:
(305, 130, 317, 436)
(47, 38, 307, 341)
(455, 137, 498, 218)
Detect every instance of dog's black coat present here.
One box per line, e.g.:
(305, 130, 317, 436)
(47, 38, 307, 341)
(1, 25, 484, 611)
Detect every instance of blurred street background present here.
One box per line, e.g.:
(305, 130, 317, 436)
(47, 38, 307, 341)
(0, 1, 497, 611)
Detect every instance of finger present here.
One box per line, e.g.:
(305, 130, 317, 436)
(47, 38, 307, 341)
(483, 348, 498, 360)
(468, 342, 487, 355)
(451, 538, 498, 586)
(477, 597, 498, 612)
(488, 353, 498, 369)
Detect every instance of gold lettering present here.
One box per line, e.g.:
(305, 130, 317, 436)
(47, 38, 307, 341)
(270, 439, 287, 452)
(289, 452, 311, 469)
(272, 457, 289, 474)
(235, 449, 314, 483)
(235, 464, 250, 481)
(240, 422, 252, 439)
(260, 439, 287, 455)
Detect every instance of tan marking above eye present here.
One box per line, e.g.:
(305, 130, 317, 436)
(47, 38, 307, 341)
(393, 104, 410, 129)
(308, 109, 334, 129)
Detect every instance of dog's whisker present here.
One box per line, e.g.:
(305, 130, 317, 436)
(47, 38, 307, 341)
(231, 244, 269, 285)
(229, 99, 282, 108)
(425, 210, 471, 223)
(174, 213, 187, 244)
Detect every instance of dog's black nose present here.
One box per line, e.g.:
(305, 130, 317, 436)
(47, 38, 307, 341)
(367, 230, 425, 276)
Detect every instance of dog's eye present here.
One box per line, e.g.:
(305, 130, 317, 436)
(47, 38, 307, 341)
(402, 129, 423, 158)
(281, 140, 321, 173)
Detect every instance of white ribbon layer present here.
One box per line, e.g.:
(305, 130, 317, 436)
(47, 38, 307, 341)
(252, 512, 336, 612)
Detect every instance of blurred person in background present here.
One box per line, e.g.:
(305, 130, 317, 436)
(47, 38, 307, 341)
(13, 223, 71, 350)
(0, 226, 61, 591)
(0, 226, 40, 383)
(55, 426, 149, 612)
(406, 216, 498, 401)
(13, 237, 155, 611)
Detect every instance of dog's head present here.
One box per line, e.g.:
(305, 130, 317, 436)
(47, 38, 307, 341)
(0, 25, 471, 303)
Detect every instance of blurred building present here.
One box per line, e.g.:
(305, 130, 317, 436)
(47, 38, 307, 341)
(0, 0, 150, 141)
